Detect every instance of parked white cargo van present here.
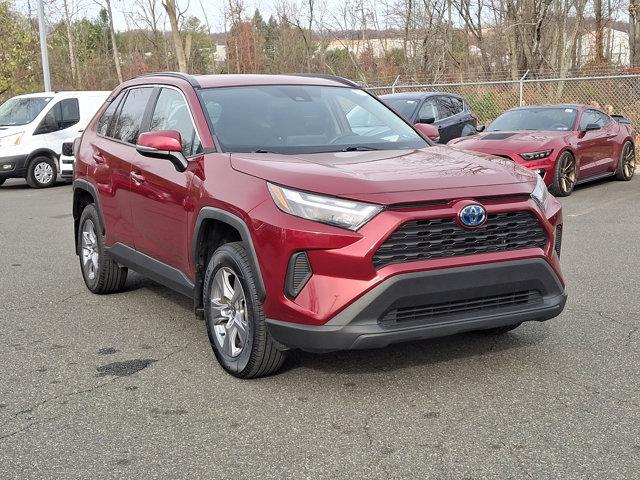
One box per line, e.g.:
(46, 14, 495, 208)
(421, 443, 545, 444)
(0, 91, 109, 188)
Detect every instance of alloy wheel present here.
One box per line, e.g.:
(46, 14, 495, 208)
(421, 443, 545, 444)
(623, 143, 635, 178)
(210, 267, 249, 358)
(33, 161, 54, 185)
(81, 219, 99, 281)
(559, 155, 576, 194)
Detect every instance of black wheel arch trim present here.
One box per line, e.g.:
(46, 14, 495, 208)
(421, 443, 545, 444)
(27, 148, 59, 165)
(73, 179, 106, 254)
(193, 207, 266, 301)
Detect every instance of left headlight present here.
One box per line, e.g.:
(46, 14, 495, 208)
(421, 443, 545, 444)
(0, 132, 24, 147)
(268, 183, 383, 231)
(520, 149, 552, 161)
(530, 175, 549, 210)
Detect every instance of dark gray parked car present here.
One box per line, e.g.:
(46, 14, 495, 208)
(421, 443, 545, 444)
(380, 92, 478, 144)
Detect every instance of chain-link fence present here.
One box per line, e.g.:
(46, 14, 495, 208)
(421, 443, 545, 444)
(368, 74, 640, 127)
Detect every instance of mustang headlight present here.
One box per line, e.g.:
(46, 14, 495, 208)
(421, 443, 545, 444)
(520, 149, 552, 161)
(268, 183, 382, 231)
(0, 132, 24, 147)
(531, 175, 549, 210)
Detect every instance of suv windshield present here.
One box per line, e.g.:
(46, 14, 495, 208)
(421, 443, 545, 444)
(0, 96, 52, 126)
(200, 85, 427, 154)
(488, 107, 578, 132)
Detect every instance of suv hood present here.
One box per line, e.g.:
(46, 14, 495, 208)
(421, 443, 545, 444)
(230, 146, 538, 203)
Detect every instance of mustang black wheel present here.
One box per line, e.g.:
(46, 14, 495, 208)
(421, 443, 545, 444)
(616, 141, 635, 181)
(549, 151, 576, 197)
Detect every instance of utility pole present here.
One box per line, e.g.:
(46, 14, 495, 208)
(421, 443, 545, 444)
(36, 0, 52, 92)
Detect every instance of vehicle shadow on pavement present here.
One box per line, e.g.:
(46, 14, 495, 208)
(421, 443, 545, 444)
(115, 263, 553, 377)
(284, 327, 550, 376)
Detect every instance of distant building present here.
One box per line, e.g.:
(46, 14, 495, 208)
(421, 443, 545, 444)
(580, 28, 630, 66)
(325, 38, 407, 58)
(213, 44, 227, 62)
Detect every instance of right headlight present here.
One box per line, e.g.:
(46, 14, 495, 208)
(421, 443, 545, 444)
(267, 183, 382, 231)
(530, 174, 549, 210)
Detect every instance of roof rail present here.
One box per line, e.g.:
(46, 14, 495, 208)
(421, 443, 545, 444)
(135, 71, 201, 88)
(289, 73, 360, 88)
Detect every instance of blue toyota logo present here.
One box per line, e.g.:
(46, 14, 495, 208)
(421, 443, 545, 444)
(459, 204, 486, 227)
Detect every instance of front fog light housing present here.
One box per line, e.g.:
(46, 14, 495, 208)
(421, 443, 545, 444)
(1, 163, 14, 171)
(520, 149, 552, 161)
(530, 175, 549, 210)
(268, 183, 382, 231)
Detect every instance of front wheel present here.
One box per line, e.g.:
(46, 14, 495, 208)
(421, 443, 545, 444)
(615, 141, 635, 181)
(549, 151, 577, 197)
(0, 178, 5, 187)
(26, 156, 57, 188)
(204, 242, 286, 378)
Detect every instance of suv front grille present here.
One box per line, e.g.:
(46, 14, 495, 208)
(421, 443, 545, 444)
(380, 290, 542, 326)
(373, 211, 547, 269)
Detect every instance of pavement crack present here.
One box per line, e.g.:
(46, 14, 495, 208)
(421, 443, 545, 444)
(0, 342, 193, 442)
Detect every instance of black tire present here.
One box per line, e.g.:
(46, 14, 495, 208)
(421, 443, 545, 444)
(204, 242, 286, 379)
(26, 156, 57, 188)
(480, 323, 522, 335)
(549, 151, 577, 197)
(615, 141, 635, 181)
(0, 178, 5, 186)
(78, 204, 128, 294)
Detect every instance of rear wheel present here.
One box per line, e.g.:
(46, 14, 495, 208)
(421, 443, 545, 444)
(615, 141, 635, 181)
(26, 156, 57, 188)
(549, 151, 576, 197)
(204, 242, 286, 378)
(78, 204, 128, 294)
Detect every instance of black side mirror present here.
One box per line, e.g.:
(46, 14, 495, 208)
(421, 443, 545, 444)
(476, 125, 486, 133)
(582, 123, 601, 132)
(418, 116, 435, 124)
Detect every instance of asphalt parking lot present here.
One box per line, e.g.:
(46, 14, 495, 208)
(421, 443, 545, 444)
(1, 176, 639, 479)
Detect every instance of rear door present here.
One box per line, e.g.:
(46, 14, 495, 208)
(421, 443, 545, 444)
(129, 86, 202, 273)
(90, 87, 154, 247)
(433, 96, 465, 143)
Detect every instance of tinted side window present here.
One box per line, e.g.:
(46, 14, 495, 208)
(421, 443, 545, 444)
(112, 87, 153, 144)
(34, 98, 80, 134)
(97, 92, 125, 136)
(149, 88, 202, 156)
(580, 110, 600, 130)
(436, 97, 460, 118)
(597, 111, 612, 126)
(450, 97, 464, 114)
(418, 99, 439, 121)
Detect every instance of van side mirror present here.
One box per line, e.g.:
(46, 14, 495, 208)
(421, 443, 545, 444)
(136, 130, 188, 172)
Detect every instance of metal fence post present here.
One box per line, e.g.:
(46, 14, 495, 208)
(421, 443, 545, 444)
(519, 70, 529, 106)
(391, 75, 400, 94)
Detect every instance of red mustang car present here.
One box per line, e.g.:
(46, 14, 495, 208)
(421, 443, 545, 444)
(448, 105, 636, 196)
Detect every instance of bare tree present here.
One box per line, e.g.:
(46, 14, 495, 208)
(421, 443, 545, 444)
(103, 0, 123, 82)
(163, 0, 188, 72)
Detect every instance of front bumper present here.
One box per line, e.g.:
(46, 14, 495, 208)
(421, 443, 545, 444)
(0, 154, 29, 179)
(59, 155, 74, 178)
(266, 258, 566, 352)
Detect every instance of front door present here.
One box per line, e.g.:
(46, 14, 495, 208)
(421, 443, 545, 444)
(129, 87, 203, 273)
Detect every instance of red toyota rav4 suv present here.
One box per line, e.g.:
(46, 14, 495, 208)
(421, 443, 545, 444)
(73, 73, 566, 378)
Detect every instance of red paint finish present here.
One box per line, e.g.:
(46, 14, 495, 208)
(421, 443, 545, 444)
(75, 74, 565, 328)
(137, 130, 183, 152)
(413, 122, 439, 141)
(448, 104, 635, 186)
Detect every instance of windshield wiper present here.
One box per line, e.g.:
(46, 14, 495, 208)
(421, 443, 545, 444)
(341, 146, 381, 152)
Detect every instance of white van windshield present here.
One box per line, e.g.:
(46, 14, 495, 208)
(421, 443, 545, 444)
(0, 97, 53, 126)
